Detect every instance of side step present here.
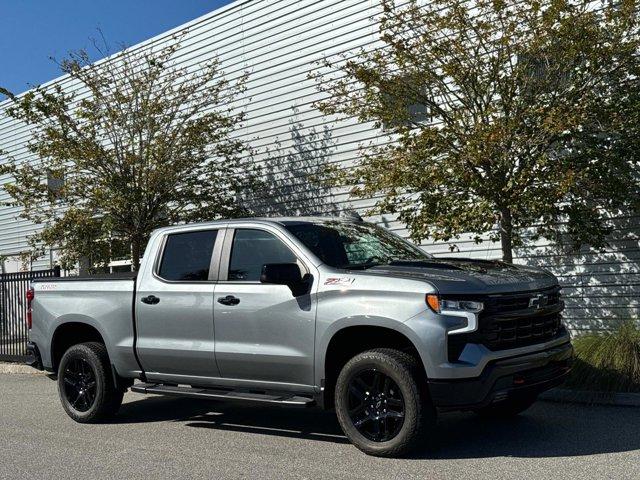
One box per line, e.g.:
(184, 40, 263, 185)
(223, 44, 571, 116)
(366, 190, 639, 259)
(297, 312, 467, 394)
(131, 382, 315, 407)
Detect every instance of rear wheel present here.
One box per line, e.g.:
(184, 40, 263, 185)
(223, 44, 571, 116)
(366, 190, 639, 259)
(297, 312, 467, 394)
(334, 348, 435, 457)
(473, 394, 538, 418)
(58, 342, 123, 423)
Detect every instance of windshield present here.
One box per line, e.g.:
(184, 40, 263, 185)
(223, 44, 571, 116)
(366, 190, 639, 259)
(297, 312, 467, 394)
(284, 221, 433, 269)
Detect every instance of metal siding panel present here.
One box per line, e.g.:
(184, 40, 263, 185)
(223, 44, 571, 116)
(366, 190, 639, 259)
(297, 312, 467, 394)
(0, 0, 637, 329)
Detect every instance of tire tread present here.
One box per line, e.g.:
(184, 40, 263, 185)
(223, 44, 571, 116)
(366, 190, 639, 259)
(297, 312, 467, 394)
(57, 342, 123, 423)
(334, 348, 435, 457)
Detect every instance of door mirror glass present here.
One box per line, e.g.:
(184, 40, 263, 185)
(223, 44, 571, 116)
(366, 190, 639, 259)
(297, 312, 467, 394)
(260, 263, 302, 286)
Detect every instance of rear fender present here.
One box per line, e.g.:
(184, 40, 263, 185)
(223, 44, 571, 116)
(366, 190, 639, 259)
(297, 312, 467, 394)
(47, 315, 114, 372)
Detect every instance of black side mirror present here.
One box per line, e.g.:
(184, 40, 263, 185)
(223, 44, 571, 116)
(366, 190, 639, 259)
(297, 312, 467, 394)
(260, 263, 302, 286)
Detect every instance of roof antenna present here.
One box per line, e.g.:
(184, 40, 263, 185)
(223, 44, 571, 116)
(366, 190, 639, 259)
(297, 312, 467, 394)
(339, 209, 363, 222)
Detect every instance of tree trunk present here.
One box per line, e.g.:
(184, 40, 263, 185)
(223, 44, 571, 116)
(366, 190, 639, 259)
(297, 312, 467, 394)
(499, 207, 514, 263)
(78, 256, 92, 276)
(131, 237, 142, 272)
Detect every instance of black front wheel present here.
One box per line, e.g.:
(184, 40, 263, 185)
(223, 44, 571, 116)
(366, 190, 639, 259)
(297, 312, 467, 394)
(58, 342, 123, 423)
(345, 368, 406, 442)
(334, 348, 435, 457)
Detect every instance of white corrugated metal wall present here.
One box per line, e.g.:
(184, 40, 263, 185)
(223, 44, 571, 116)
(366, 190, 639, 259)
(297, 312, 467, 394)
(0, 0, 638, 330)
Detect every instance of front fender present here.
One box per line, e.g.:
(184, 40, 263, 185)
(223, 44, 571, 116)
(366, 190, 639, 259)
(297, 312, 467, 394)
(314, 314, 434, 390)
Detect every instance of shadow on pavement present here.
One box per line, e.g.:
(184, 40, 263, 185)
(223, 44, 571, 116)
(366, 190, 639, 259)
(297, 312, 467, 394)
(115, 395, 640, 456)
(419, 401, 640, 460)
(115, 395, 348, 444)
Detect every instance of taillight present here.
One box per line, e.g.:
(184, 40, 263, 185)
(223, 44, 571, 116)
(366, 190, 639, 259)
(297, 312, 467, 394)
(26, 287, 34, 329)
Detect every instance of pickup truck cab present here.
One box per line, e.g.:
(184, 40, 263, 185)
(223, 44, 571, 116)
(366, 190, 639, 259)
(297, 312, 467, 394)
(27, 217, 572, 457)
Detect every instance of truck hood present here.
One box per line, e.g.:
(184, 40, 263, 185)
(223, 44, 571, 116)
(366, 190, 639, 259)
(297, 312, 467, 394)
(365, 258, 557, 295)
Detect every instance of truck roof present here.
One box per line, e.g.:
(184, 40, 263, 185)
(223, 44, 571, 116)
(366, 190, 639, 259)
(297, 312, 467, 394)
(242, 216, 358, 225)
(153, 215, 362, 234)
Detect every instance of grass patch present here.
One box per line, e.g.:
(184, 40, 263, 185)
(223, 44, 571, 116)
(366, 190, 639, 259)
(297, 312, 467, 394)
(565, 321, 640, 393)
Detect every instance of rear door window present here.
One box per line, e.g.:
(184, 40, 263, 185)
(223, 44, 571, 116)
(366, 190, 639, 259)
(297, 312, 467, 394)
(158, 230, 218, 281)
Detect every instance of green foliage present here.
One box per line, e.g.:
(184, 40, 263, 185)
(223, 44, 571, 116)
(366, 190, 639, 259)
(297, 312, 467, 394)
(0, 32, 253, 270)
(313, 0, 640, 261)
(566, 321, 640, 393)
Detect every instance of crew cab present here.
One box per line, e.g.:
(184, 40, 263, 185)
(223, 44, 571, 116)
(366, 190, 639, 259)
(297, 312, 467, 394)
(27, 217, 573, 457)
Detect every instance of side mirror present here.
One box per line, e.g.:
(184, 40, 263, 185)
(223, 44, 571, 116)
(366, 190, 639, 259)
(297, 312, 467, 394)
(260, 263, 303, 287)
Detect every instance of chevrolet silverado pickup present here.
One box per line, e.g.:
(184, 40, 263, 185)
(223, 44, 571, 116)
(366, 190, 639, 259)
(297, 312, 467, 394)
(26, 217, 573, 457)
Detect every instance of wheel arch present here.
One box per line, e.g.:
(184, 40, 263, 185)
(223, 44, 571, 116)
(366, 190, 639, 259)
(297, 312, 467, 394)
(50, 318, 109, 373)
(317, 318, 430, 409)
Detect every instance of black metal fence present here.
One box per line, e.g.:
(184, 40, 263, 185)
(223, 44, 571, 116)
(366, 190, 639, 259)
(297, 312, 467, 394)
(0, 267, 61, 362)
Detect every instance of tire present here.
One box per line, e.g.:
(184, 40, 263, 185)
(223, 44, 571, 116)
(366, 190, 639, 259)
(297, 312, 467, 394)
(473, 394, 538, 418)
(334, 348, 435, 457)
(57, 342, 124, 423)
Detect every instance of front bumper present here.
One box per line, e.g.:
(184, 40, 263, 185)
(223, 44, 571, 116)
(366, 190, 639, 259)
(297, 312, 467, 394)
(428, 341, 573, 410)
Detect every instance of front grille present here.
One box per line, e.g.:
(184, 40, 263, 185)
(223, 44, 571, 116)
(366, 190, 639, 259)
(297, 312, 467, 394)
(447, 286, 564, 362)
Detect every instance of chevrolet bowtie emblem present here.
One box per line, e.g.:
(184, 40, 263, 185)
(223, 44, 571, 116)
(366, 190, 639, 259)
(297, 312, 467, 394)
(528, 294, 549, 309)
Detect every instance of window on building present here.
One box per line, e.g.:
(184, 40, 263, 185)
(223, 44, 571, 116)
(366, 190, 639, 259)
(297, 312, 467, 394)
(46, 170, 65, 195)
(380, 77, 431, 131)
(517, 51, 573, 92)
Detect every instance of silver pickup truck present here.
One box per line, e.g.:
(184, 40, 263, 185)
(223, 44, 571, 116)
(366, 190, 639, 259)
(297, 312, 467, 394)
(27, 217, 573, 457)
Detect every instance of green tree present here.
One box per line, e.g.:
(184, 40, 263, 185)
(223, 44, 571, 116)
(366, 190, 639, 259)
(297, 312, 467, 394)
(0, 33, 252, 271)
(313, 0, 640, 262)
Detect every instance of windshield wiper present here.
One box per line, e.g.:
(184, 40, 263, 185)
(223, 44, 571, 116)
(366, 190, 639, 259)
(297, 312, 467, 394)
(339, 261, 382, 270)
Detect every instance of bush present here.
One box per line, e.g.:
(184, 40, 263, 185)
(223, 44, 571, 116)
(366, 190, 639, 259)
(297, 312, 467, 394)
(565, 321, 640, 393)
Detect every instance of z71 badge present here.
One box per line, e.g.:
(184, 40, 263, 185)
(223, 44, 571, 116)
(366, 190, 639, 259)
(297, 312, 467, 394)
(324, 277, 355, 286)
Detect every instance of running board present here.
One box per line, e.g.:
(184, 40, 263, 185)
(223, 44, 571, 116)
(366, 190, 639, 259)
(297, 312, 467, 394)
(131, 382, 315, 406)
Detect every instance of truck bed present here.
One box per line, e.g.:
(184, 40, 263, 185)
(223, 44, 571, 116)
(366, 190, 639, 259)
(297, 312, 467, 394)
(30, 274, 141, 377)
(32, 272, 137, 282)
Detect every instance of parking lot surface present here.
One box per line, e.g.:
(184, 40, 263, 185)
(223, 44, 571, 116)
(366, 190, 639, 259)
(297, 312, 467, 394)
(1, 374, 639, 479)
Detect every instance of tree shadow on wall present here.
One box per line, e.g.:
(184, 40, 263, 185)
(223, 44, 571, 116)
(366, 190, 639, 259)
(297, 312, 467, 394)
(243, 107, 340, 216)
(518, 213, 640, 332)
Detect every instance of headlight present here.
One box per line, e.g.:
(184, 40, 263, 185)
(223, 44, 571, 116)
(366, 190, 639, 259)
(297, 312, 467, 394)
(426, 294, 484, 314)
(441, 299, 483, 313)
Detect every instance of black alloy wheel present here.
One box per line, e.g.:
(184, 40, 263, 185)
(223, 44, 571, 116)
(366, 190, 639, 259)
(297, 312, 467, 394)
(57, 342, 124, 423)
(334, 348, 435, 457)
(62, 357, 98, 412)
(347, 368, 405, 442)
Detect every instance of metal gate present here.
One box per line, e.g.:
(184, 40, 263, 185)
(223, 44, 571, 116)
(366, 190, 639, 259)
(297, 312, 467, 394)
(0, 267, 60, 362)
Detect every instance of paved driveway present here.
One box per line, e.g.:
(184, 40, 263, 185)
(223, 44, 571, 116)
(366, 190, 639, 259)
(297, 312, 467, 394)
(1, 373, 638, 479)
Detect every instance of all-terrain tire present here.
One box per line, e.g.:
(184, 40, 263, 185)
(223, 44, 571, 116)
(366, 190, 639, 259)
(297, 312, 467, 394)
(57, 342, 124, 423)
(334, 348, 436, 457)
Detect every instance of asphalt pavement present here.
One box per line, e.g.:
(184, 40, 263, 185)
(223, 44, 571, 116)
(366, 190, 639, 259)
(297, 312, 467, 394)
(1, 373, 639, 479)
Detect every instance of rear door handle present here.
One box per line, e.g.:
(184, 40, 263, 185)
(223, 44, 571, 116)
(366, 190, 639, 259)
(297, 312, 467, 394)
(217, 295, 240, 306)
(141, 295, 160, 305)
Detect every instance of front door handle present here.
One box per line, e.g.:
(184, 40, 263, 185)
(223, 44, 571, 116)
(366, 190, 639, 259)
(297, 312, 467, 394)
(141, 295, 160, 305)
(217, 295, 240, 306)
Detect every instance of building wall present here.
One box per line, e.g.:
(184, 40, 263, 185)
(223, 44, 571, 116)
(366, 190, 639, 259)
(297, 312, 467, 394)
(0, 0, 638, 330)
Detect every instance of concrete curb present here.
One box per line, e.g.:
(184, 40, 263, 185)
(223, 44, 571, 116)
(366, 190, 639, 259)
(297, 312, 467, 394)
(540, 388, 640, 407)
(0, 363, 44, 375)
